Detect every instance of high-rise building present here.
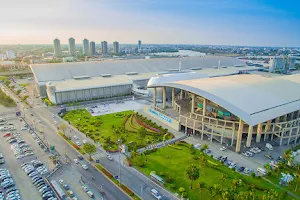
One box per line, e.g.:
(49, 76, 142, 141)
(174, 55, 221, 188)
(269, 56, 287, 73)
(82, 39, 89, 56)
(53, 38, 61, 57)
(113, 41, 119, 54)
(89, 41, 96, 56)
(138, 40, 141, 51)
(68, 38, 76, 56)
(101, 41, 108, 55)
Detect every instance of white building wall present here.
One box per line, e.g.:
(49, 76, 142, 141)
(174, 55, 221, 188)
(54, 84, 132, 104)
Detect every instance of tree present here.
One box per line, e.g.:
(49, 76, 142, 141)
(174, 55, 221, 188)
(198, 181, 206, 200)
(59, 123, 68, 135)
(199, 154, 207, 167)
(282, 149, 294, 166)
(219, 173, 227, 189)
(262, 189, 279, 200)
(186, 164, 200, 189)
(210, 184, 221, 199)
(83, 143, 97, 160)
(265, 164, 272, 173)
(137, 127, 147, 142)
(201, 144, 209, 151)
(289, 175, 300, 192)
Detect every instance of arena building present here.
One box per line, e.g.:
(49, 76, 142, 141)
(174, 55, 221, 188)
(30, 56, 264, 104)
(147, 73, 300, 152)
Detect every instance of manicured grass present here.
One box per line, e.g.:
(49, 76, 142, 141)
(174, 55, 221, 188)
(131, 142, 293, 200)
(266, 166, 300, 197)
(0, 88, 16, 107)
(63, 109, 169, 151)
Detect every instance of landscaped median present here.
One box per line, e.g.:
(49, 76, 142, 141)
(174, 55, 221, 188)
(58, 131, 85, 154)
(96, 165, 140, 200)
(56, 131, 141, 200)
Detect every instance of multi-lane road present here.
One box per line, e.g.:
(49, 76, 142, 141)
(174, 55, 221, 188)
(2, 83, 178, 200)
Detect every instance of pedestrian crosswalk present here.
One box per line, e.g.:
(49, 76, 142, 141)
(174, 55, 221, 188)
(91, 151, 106, 161)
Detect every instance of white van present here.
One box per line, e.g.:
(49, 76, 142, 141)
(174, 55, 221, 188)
(257, 167, 267, 175)
(266, 143, 273, 151)
(151, 189, 162, 200)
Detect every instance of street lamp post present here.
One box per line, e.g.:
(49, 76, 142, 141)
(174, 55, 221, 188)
(117, 139, 122, 185)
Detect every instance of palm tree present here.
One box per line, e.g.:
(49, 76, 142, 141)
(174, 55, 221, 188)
(199, 154, 207, 167)
(210, 184, 221, 200)
(262, 189, 279, 200)
(282, 149, 294, 166)
(198, 181, 206, 200)
(219, 173, 227, 189)
(201, 144, 209, 151)
(186, 164, 200, 189)
(265, 164, 272, 174)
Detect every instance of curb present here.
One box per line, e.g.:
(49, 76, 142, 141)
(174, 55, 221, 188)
(130, 166, 180, 200)
(55, 130, 139, 200)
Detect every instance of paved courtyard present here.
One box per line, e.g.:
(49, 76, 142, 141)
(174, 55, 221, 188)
(86, 98, 150, 116)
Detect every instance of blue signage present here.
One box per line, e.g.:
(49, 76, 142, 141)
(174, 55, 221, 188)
(149, 108, 172, 123)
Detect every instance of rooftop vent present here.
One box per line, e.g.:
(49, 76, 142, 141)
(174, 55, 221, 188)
(234, 65, 245, 67)
(101, 74, 112, 77)
(126, 72, 138, 75)
(73, 76, 90, 80)
(168, 69, 179, 72)
(190, 67, 202, 70)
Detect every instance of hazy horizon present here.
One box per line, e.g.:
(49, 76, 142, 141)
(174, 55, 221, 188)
(1, 0, 299, 47)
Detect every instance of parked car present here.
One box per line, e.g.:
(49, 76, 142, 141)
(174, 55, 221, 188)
(220, 146, 227, 151)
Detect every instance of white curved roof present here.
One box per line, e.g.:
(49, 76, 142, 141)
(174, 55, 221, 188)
(149, 74, 300, 126)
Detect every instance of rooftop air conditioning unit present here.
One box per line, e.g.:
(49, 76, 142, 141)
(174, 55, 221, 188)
(101, 74, 112, 77)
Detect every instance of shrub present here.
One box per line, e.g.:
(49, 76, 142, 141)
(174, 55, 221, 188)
(193, 155, 199, 160)
(178, 187, 185, 193)
(182, 192, 187, 198)
(170, 184, 176, 189)
(166, 176, 173, 183)
(72, 143, 80, 150)
(159, 172, 165, 177)
(120, 185, 134, 196)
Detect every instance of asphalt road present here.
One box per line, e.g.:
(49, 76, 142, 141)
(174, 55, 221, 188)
(1, 84, 130, 200)
(2, 82, 178, 200)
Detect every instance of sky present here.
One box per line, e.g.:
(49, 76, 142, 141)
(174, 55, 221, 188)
(0, 0, 299, 47)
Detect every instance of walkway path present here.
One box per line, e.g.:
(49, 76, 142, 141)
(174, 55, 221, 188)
(262, 177, 300, 199)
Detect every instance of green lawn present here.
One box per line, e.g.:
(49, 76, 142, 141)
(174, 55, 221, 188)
(266, 166, 300, 197)
(0, 88, 16, 107)
(62, 109, 169, 151)
(131, 142, 293, 200)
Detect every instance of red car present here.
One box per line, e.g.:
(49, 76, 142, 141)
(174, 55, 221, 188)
(3, 133, 11, 137)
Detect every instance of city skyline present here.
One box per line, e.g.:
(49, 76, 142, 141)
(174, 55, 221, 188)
(0, 0, 299, 47)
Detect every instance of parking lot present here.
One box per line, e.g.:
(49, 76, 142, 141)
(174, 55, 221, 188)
(0, 110, 58, 200)
(0, 112, 41, 199)
(49, 164, 104, 200)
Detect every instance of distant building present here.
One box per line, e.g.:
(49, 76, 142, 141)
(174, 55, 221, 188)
(101, 41, 108, 55)
(138, 40, 141, 52)
(113, 41, 119, 54)
(82, 39, 89, 56)
(89, 41, 96, 56)
(6, 50, 15, 59)
(53, 39, 61, 57)
(68, 38, 76, 56)
(269, 56, 287, 73)
(288, 55, 300, 70)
